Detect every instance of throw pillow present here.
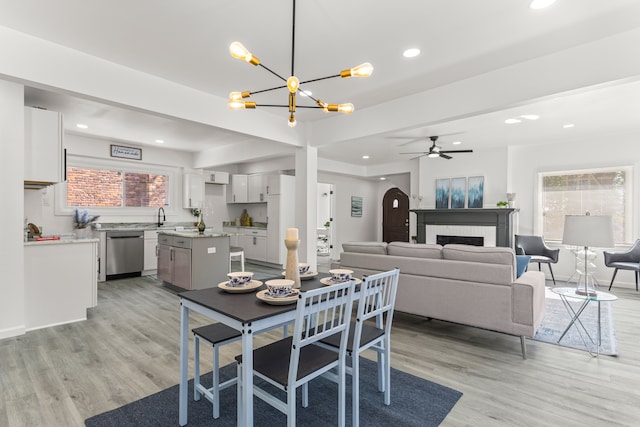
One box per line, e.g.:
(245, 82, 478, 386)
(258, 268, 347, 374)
(516, 255, 531, 278)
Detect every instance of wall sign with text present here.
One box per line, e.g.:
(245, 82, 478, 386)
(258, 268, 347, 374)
(110, 144, 142, 160)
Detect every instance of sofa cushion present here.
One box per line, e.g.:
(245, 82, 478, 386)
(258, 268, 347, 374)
(387, 242, 443, 259)
(442, 244, 516, 267)
(516, 255, 531, 278)
(342, 241, 388, 255)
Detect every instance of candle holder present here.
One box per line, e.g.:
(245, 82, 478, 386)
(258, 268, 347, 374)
(284, 239, 301, 289)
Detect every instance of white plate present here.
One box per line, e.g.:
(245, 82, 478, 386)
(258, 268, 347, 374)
(319, 277, 362, 286)
(281, 271, 319, 280)
(218, 279, 263, 293)
(256, 289, 300, 305)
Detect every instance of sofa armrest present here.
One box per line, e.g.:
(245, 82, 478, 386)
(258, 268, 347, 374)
(511, 271, 546, 332)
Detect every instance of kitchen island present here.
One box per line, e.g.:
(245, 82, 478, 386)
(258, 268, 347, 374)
(157, 231, 230, 290)
(24, 238, 98, 331)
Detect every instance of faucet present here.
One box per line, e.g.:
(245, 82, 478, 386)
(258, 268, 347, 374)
(157, 207, 166, 227)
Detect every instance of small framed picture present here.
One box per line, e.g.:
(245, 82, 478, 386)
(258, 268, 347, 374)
(435, 178, 450, 209)
(110, 144, 142, 160)
(351, 196, 363, 217)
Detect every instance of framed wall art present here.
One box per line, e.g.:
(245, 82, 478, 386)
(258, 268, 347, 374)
(351, 196, 363, 217)
(467, 176, 484, 208)
(435, 178, 450, 209)
(450, 177, 466, 209)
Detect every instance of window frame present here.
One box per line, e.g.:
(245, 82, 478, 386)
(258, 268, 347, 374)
(55, 155, 180, 217)
(536, 165, 634, 245)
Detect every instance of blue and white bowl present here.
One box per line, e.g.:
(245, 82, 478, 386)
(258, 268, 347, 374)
(227, 271, 253, 287)
(265, 279, 295, 297)
(329, 269, 353, 283)
(298, 263, 310, 275)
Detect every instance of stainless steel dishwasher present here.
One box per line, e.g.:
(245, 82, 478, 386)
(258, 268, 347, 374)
(106, 230, 144, 279)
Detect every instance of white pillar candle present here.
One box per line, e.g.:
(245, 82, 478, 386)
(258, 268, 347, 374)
(286, 227, 298, 240)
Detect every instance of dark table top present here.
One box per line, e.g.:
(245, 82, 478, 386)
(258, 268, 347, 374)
(178, 273, 330, 324)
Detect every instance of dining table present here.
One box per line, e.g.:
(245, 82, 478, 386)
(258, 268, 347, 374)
(177, 272, 339, 426)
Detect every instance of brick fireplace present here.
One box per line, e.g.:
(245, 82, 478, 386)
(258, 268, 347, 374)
(411, 208, 519, 248)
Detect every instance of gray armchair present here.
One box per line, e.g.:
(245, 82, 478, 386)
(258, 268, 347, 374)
(604, 239, 640, 291)
(515, 235, 560, 285)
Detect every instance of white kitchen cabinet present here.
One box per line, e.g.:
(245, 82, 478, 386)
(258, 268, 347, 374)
(204, 170, 229, 184)
(223, 226, 240, 246)
(266, 174, 282, 195)
(183, 173, 204, 208)
(248, 174, 267, 202)
(267, 175, 295, 266)
(227, 174, 248, 203)
(143, 230, 159, 273)
(24, 240, 98, 330)
(172, 246, 192, 289)
(239, 230, 267, 262)
(24, 107, 65, 186)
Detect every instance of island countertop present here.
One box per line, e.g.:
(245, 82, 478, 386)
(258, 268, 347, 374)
(157, 230, 231, 239)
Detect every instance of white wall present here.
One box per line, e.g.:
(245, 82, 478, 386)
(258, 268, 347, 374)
(0, 81, 25, 339)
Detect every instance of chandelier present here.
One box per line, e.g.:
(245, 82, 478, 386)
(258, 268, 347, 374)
(227, 0, 373, 127)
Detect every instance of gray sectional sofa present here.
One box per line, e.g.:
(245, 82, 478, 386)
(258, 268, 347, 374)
(332, 241, 546, 358)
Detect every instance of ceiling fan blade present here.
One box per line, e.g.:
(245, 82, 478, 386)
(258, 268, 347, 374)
(439, 153, 453, 160)
(396, 138, 426, 147)
(400, 151, 428, 154)
(439, 149, 474, 154)
(410, 154, 427, 160)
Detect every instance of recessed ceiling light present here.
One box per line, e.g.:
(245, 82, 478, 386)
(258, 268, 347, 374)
(452, 141, 462, 145)
(362, 155, 370, 159)
(76, 123, 88, 129)
(520, 114, 539, 120)
(155, 139, 165, 144)
(380, 177, 386, 180)
(403, 48, 421, 58)
(563, 124, 575, 129)
(505, 118, 521, 124)
(529, 0, 556, 10)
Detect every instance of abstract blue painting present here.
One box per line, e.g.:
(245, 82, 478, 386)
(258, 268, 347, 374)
(467, 176, 484, 208)
(450, 177, 466, 209)
(435, 179, 450, 209)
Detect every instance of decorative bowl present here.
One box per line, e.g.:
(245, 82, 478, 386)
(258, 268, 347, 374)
(329, 269, 353, 283)
(265, 279, 295, 297)
(298, 263, 310, 275)
(227, 271, 254, 286)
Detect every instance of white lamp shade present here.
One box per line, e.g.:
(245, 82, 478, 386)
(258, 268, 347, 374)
(562, 215, 614, 248)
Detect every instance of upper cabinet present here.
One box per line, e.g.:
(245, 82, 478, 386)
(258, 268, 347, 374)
(204, 170, 229, 185)
(247, 174, 267, 202)
(183, 173, 204, 208)
(227, 174, 248, 203)
(24, 107, 65, 187)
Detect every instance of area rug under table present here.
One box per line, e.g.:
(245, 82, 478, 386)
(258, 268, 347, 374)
(85, 358, 462, 427)
(533, 287, 618, 356)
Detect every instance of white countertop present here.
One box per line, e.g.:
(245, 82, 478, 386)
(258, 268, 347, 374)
(158, 230, 230, 239)
(24, 238, 99, 246)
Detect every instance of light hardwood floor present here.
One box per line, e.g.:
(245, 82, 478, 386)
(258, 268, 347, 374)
(1, 274, 640, 426)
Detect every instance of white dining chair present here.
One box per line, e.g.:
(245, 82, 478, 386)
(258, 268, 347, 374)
(192, 323, 242, 419)
(229, 246, 245, 272)
(235, 280, 356, 427)
(319, 268, 400, 427)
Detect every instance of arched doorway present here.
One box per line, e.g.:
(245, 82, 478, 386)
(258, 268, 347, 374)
(382, 188, 409, 243)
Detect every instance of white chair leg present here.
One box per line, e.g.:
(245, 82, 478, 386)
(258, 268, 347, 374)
(194, 336, 201, 401)
(302, 382, 309, 408)
(240, 251, 245, 272)
(377, 343, 385, 393)
(352, 354, 360, 427)
(384, 339, 391, 405)
(287, 387, 297, 427)
(338, 359, 346, 427)
(213, 345, 220, 419)
(237, 362, 243, 426)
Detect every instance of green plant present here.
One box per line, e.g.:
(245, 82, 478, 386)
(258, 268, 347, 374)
(496, 201, 508, 207)
(324, 221, 331, 227)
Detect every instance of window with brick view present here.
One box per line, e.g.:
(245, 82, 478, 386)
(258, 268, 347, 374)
(67, 166, 168, 208)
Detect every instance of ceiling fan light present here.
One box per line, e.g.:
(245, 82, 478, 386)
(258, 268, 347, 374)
(229, 41, 260, 65)
(340, 62, 374, 78)
(428, 152, 439, 158)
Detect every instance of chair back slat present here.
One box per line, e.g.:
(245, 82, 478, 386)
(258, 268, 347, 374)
(354, 269, 400, 346)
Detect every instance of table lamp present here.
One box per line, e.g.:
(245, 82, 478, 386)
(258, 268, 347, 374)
(562, 213, 614, 296)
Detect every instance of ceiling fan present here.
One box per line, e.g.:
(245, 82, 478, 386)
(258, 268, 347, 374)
(400, 136, 473, 160)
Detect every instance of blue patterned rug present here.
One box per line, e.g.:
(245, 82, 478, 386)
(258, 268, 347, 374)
(85, 358, 462, 426)
(533, 287, 618, 356)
